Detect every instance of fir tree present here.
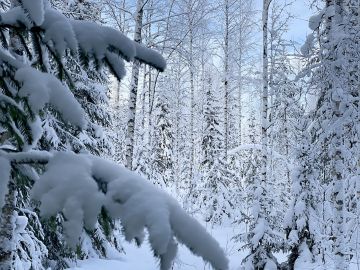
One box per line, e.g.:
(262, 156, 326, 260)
(283, 121, 318, 270)
(199, 74, 233, 225)
(295, 0, 360, 267)
(150, 92, 174, 187)
(0, 0, 165, 267)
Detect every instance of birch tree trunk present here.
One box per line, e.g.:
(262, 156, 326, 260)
(189, 28, 195, 180)
(237, 45, 242, 146)
(261, 0, 271, 196)
(125, 0, 144, 169)
(224, 0, 230, 161)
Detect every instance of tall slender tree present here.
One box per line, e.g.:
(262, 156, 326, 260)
(197, 73, 234, 224)
(0, 0, 165, 267)
(293, 0, 360, 267)
(126, 0, 145, 170)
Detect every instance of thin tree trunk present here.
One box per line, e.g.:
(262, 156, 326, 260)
(125, 0, 144, 169)
(116, 80, 121, 104)
(189, 29, 195, 181)
(224, 0, 229, 161)
(0, 181, 16, 269)
(261, 0, 271, 191)
(238, 50, 242, 146)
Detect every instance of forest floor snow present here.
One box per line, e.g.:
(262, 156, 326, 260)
(66, 224, 287, 270)
(66, 223, 360, 270)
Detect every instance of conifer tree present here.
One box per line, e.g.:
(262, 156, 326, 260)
(232, 112, 261, 238)
(198, 74, 233, 225)
(150, 92, 174, 187)
(284, 121, 319, 269)
(0, 0, 165, 267)
(294, 0, 360, 267)
(266, 0, 305, 242)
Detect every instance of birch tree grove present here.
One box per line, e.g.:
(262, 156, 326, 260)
(1, 0, 360, 269)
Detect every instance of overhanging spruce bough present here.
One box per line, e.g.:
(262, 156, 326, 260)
(0, 1, 228, 269)
(1, 150, 229, 270)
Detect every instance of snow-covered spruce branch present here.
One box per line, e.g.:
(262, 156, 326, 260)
(229, 144, 291, 165)
(0, 150, 52, 164)
(0, 2, 166, 74)
(1, 151, 229, 270)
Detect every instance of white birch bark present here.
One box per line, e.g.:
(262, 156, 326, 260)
(261, 0, 271, 202)
(237, 44, 242, 146)
(125, 0, 144, 169)
(189, 27, 195, 181)
(224, 0, 229, 161)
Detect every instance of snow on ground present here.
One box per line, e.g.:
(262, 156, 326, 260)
(66, 242, 158, 270)
(66, 223, 360, 270)
(67, 224, 245, 270)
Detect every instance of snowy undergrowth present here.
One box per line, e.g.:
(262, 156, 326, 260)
(15, 151, 227, 270)
(66, 225, 243, 270)
(66, 221, 360, 270)
(66, 224, 290, 270)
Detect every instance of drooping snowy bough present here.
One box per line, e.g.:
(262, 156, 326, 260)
(0, 0, 166, 80)
(2, 150, 229, 270)
(0, 1, 227, 269)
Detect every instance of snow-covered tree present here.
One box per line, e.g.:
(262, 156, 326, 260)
(283, 121, 319, 270)
(198, 74, 234, 225)
(241, 114, 282, 269)
(150, 92, 174, 187)
(0, 0, 127, 265)
(232, 112, 261, 237)
(266, 0, 304, 245)
(295, 0, 360, 267)
(51, 0, 101, 21)
(241, 0, 282, 268)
